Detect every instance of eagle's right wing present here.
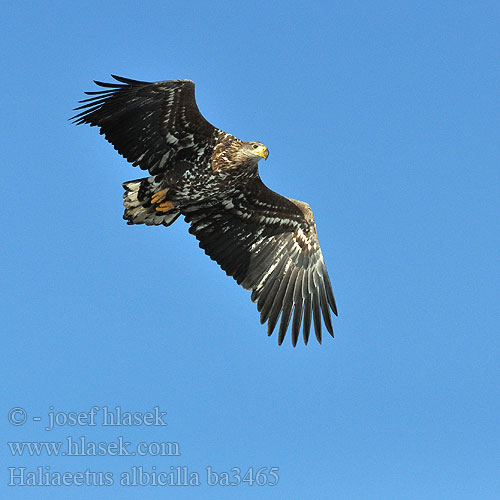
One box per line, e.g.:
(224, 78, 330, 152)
(71, 75, 218, 175)
(185, 176, 337, 346)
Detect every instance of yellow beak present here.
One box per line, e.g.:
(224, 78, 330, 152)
(254, 145, 269, 160)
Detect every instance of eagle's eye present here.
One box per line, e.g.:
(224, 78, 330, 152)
(252, 144, 259, 149)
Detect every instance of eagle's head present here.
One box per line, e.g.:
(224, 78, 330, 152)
(243, 141, 269, 162)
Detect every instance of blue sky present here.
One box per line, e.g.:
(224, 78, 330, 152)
(2, 1, 499, 499)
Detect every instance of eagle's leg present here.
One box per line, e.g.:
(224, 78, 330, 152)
(123, 178, 180, 226)
(156, 200, 176, 212)
(150, 188, 176, 212)
(151, 188, 169, 204)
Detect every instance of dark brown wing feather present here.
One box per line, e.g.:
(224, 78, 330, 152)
(184, 177, 337, 346)
(71, 75, 218, 175)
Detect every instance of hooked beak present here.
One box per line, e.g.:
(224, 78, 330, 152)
(254, 145, 269, 160)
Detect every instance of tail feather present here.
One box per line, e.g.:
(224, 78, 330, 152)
(123, 177, 180, 226)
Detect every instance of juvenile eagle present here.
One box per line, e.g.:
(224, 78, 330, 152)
(72, 75, 337, 346)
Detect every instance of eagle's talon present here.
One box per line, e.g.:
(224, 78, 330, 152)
(151, 188, 169, 204)
(156, 200, 175, 212)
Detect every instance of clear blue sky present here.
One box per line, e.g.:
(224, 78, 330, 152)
(2, 1, 499, 499)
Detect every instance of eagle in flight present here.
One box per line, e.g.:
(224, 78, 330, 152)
(72, 75, 337, 346)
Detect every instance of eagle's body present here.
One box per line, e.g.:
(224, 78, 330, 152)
(72, 76, 337, 346)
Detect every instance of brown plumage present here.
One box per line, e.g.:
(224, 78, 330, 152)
(72, 75, 338, 346)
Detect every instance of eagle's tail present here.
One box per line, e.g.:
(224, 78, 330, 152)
(122, 177, 180, 226)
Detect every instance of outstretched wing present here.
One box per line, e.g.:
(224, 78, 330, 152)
(185, 177, 337, 346)
(71, 75, 218, 175)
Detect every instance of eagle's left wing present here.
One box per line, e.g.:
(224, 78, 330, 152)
(184, 177, 337, 346)
(71, 76, 218, 175)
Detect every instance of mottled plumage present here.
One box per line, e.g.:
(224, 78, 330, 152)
(72, 75, 338, 346)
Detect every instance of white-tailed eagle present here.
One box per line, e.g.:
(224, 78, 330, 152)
(72, 76, 338, 346)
